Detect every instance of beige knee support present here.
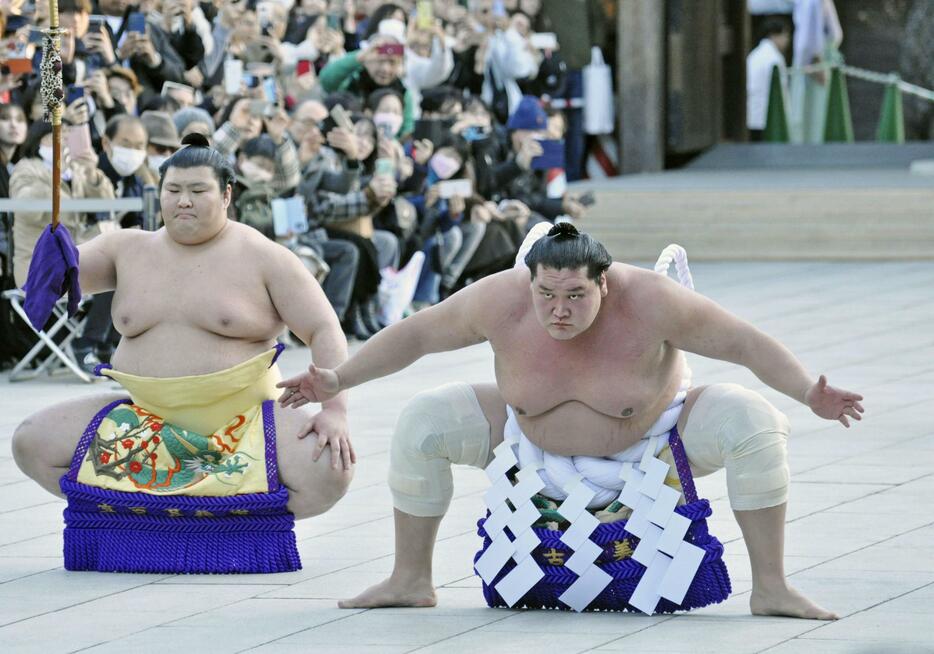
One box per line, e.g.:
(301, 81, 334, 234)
(388, 382, 492, 517)
(682, 383, 790, 511)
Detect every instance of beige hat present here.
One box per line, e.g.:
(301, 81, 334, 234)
(141, 111, 182, 149)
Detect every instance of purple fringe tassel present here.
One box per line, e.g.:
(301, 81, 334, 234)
(61, 399, 301, 574)
(474, 499, 731, 613)
(474, 425, 731, 612)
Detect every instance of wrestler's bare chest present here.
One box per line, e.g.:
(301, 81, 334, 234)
(109, 229, 282, 375)
(486, 269, 683, 457)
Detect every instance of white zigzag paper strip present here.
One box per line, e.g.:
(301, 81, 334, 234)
(555, 477, 611, 612)
(478, 433, 547, 607)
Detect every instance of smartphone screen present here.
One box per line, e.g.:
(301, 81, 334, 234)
(375, 157, 395, 178)
(85, 53, 104, 74)
(296, 59, 312, 77)
(262, 77, 277, 104)
(438, 179, 472, 199)
(65, 123, 93, 159)
(224, 58, 244, 94)
(65, 85, 85, 106)
(127, 12, 146, 34)
(416, 1, 433, 30)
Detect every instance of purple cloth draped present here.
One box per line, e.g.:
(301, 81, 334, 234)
(22, 224, 81, 330)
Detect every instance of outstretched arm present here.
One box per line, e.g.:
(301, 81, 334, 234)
(277, 275, 490, 405)
(657, 275, 864, 426)
(265, 241, 353, 468)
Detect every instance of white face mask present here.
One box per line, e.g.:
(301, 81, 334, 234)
(147, 154, 169, 171)
(109, 145, 147, 177)
(38, 145, 55, 167)
(373, 112, 403, 139)
(240, 159, 274, 183)
(39, 145, 73, 181)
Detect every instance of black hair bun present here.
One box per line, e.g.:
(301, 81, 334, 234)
(548, 222, 580, 238)
(181, 132, 211, 148)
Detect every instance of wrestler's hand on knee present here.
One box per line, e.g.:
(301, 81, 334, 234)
(301, 408, 355, 470)
(277, 366, 341, 407)
(805, 375, 865, 427)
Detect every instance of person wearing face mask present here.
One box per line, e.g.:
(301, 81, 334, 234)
(10, 121, 116, 371)
(10, 122, 115, 288)
(140, 110, 181, 178)
(98, 114, 151, 229)
(369, 89, 405, 141)
(80, 114, 150, 369)
(410, 135, 486, 307)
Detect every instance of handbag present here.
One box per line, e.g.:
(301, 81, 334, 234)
(583, 46, 615, 135)
(474, 426, 732, 613)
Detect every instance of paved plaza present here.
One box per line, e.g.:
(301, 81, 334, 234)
(1, 261, 933, 654)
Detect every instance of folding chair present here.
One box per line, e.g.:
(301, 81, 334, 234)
(0, 197, 151, 384)
(3, 288, 94, 383)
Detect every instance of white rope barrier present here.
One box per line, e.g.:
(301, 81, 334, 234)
(791, 61, 934, 104)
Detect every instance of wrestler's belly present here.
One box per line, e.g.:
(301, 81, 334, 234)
(516, 383, 681, 458)
(111, 322, 279, 378)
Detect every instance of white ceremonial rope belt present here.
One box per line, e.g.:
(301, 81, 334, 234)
(510, 375, 691, 510)
(475, 240, 705, 614)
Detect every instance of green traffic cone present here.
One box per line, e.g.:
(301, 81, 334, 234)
(876, 80, 905, 143)
(763, 65, 789, 142)
(823, 67, 854, 142)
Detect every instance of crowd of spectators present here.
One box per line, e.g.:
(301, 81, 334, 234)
(0, 0, 609, 371)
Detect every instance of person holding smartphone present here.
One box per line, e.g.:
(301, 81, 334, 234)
(484, 96, 589, 225)
(212, 96, 302, 196)
(112, 7, 189, 99)
(319, 34, 416, 136)
(410, 134, 486, 308)
(297, 110, 400, 340)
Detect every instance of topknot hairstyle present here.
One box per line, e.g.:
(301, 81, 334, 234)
(158, 132, 236, 193)
(548, 222, 580, 238)
(524, 222, 612, 282)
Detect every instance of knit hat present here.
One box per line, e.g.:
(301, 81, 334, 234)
(141, 111, 181, 149)
(173, 106, 216, 137)
(506, 95, 547, 131)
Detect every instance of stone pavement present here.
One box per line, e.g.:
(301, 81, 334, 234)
(1, 261, 932, 654)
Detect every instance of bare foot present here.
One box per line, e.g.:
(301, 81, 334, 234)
(750, 584, 839, 620)
(337, 576, 437, 609)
